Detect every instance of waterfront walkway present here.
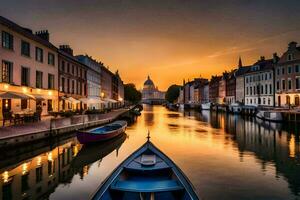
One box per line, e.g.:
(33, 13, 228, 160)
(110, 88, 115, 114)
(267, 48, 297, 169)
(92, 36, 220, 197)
(0, 108, 128, 141)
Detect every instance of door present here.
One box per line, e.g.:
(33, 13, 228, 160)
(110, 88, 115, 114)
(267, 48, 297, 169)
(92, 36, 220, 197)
(2, 99, 11, 113)
(295, 96, 300, 106)
(278, 96, 281, 107)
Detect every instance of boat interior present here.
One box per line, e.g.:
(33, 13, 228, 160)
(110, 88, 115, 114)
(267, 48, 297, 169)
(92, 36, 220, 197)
(99, 148, 193, 200)
(91, 124, 123, 134)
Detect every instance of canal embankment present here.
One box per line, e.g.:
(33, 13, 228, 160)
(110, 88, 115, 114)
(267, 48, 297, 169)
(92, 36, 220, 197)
(0, 107, 138, 147)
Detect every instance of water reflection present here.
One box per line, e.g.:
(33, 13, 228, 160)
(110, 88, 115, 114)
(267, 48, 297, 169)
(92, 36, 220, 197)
(1, 106, 300, 200)
(0, 133, 126, 200)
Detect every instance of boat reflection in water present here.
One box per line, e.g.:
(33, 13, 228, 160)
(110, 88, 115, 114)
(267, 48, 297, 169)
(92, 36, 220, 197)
(0, 133, 127, 200)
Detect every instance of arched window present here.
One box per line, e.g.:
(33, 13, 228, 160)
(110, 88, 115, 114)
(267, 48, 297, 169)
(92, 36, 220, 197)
(286, 95, 291, 105)
(295, 96, 300, 106)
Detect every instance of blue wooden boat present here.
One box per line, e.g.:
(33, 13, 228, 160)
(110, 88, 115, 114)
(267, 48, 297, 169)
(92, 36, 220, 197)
(77, 121, 127, 144)
(91, 134, 200, 200)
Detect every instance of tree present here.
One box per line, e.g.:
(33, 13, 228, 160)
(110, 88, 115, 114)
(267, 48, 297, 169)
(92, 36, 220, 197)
(124, 83, 142, 104)
(165, 84, 180, 103)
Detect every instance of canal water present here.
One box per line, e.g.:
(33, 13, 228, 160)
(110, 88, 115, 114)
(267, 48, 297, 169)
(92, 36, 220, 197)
(1, 105, 300, 200)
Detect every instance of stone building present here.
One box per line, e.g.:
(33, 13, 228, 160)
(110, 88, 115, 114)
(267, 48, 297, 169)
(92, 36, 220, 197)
(235, 64, 251, 104)
(218, 72, 228, 104)
(0, 16, 59, 117)
(275, 42, 300, 107)
(225, 70, 237, 105)
(76, 55, 102, 109)
(244, 56, 277, 107)
(209, 76, 222, 104)
(142, 75, 165, 104)
(193, 78, 209, 104)
(58, 47, 88, 111)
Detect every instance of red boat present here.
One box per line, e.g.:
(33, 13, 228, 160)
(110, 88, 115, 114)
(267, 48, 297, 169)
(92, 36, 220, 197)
(77, 120, 127, 144)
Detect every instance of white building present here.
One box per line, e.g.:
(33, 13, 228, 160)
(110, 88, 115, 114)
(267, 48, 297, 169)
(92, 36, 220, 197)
(244, 57, 276, 107)
(76, 55, 102, 109)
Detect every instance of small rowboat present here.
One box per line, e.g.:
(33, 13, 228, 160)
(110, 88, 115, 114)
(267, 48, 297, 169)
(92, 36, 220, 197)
(91, 134, 200, 200)
(77, 120, 127, 144)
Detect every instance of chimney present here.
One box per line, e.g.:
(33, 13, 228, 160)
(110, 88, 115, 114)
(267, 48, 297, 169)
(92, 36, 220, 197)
(288, 41, 297, 50)
(59, 45, 73, 56)
(273, 53, 279, 63)
(35, 30, 49, 41)
(260, 56, 265, 61)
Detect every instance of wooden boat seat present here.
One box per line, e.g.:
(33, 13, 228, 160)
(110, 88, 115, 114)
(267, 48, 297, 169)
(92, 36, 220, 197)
(141, 154, 156, 166)
(111, 179, 183, 192)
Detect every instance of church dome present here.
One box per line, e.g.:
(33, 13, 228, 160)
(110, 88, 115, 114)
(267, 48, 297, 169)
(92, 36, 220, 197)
(144, 75, 154, 86)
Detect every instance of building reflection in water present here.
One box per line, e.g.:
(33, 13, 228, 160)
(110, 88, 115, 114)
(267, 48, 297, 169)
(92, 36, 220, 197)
(0, 133, 126, 200)
(198, 110, 300, 196)
(143, 104, 154, 126)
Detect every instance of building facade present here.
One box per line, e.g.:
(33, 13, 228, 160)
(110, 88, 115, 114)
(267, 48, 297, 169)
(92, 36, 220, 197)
(235, 65, 251, 104)
(142, 76, 165, 104)
(275, 42, 300, 107)
(58, 46, 88, 111)
(225, 70, 236, 105)
(0, 16, 59, 117)
(244, 57, 276, 107)
(76, 55, 102, 109)
(209, 76, 221, 104)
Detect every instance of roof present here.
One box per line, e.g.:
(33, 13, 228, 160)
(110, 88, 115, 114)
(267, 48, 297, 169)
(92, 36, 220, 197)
(0, 16, 57, 51)
(58, 50, 87, 69)
(144, 76, 155, 86)
(235, 65, 251, 76)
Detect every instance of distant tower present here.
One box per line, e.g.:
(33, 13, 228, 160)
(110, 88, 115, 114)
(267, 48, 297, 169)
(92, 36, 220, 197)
(238, 56, 243, 68)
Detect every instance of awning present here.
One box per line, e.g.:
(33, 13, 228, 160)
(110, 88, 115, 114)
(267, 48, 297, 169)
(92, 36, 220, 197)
(0, 91, 35, 100)
(104, 98, 117, 103)
(66, 97, 80, 103)
(80, 97, 105, 104)
(31, 94, 45, 100)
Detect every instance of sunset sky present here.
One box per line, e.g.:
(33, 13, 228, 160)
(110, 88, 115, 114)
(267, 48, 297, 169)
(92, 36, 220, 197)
(2, 0, 300, 90)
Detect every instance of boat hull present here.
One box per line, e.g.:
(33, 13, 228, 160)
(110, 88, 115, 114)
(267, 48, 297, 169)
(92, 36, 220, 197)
(77, 121, 127, 144)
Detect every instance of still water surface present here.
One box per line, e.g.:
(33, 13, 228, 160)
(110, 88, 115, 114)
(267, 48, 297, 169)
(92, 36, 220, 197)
(1, 105, 300, 200)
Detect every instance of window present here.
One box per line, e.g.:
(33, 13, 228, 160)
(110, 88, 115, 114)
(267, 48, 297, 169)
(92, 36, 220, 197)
(263, 98, 265, 105)
(265, 84, 268, 94)
(288, 54, 293, 61)
(288, 66, 292, 74)
(72, 65, 74, 74)
(268, 98, 271, 105)
(260, 85, 263, 94)
(36, 71, 43, 88)
(269, 73, 272, 79)
(36, 167, 43, 183)
(67, 79, 70, 93)
(48, 74, 54, 89)
(61, 77, 65, 92)
(265, 73, 267, 80)
(277, 68, 280, 75)
(1, 60, 13, 83)
(21, 40, 30, 57)
(21, 99, 28, 109)
(246, 77, 248, 83)
(250, 87, 252, 95)
(246, 87, 249, 95)
(72, 80, 75, 94)
(21, 67, 30, 86)
(288, 79, 292, 90)
(48, 53, 55, 66)
(36, 47, 43, 62)
(277, 80, 280, 90)
(67, 63, 70, 73)
(282, 79, 286, 90)
(47, 100, 53, 111)
(269, 84, 272, 94)
(296, 65, 300, 73)
(2, 31, 13, 50)
(296, 77, 300, 90)
(61, 60, 65, 71)
(282, 67, 285, 75)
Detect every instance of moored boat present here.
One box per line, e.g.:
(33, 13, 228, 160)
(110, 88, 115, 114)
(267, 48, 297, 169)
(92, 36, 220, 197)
(256, 110, 283, 122)
(77, 120, 127, 144)
(91, 134, 199, 200)
(201, 102, 211, 110)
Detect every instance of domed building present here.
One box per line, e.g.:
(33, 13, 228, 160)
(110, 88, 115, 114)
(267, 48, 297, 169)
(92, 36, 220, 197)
(142, 75, 165, 104)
